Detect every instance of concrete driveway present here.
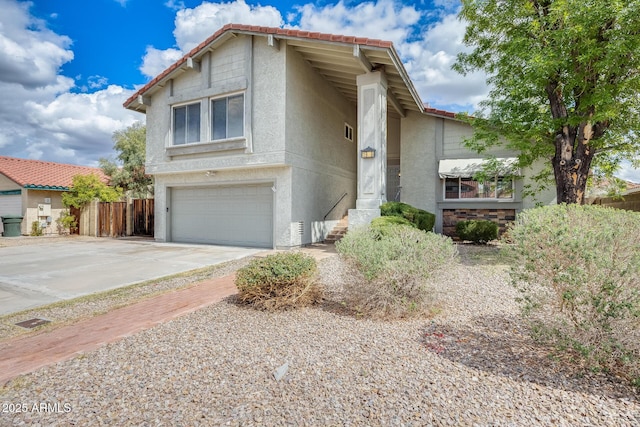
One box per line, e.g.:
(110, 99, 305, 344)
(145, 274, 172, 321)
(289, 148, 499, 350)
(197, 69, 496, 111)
(0, 237, 264, 316)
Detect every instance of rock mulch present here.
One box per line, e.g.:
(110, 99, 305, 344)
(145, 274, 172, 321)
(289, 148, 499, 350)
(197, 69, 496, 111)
(1, 246, 638, 426)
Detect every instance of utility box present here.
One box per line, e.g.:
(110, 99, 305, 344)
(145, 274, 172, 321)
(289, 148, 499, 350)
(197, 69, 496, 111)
(38, 204, 52, 217)
(1, 215, 23, 237)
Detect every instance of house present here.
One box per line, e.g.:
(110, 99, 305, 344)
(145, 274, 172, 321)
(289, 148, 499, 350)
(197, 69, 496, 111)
(124, 24, 554, 249)
(0, 156, 107, 235)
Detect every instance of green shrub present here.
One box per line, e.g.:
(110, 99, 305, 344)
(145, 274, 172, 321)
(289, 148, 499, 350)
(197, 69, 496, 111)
(370, 215, 415, 235)
(507, 204, 640, 385)
(380, 201, 435, 232)
(56, 210, 77, 235)
(235, 252, 322, 311)
(455, 219, 498, 244)
(336, 224, 458, 319)
(30, 221, 43, 236)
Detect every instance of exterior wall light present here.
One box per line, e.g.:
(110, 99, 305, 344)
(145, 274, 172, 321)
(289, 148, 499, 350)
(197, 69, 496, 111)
(361, 146, 376, 159)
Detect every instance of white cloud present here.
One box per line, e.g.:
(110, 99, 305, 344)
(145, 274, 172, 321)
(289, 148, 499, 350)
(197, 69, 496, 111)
(140, 46, 183, 79)
(0, 0, 74, 89)
(165, 0, 185, 11)
(0, 0, 143, 166)
(173, 0, 283, 52)
(616, 160, 640, 184)
(140, 0, 284, 80)
(295, 0, 420, 53)
(403, 12, 488, 111)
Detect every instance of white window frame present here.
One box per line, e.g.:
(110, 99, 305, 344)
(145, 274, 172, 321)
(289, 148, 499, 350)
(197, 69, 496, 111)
(344, 123, 354, 142)
(443, 176, 514, 201)
(172, 101, 201, 146)
(210, 92, 245, 142)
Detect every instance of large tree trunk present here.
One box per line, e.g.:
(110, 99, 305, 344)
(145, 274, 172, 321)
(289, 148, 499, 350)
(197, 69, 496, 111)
(546, 82, 602, 204)
(551, 124, 596, 204)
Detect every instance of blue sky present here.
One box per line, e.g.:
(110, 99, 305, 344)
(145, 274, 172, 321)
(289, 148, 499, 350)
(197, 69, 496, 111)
(0, 0, 638, 182)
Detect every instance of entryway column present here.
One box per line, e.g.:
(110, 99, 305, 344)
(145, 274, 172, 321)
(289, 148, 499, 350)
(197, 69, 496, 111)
(349, 71, 387, 228)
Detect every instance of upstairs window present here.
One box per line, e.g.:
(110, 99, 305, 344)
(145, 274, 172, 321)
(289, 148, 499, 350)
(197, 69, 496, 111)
(211, 93, 244, 141)
(173, 102, 200, 145)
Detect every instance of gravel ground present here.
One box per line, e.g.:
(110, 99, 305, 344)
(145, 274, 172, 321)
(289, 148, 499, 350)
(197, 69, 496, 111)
(1, 245, 638, 426)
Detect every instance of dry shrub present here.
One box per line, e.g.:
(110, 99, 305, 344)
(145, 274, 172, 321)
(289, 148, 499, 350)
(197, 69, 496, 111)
(235, 252, 323, 311)
(336, 224, 458, 319)
(507, 204, 640, 386)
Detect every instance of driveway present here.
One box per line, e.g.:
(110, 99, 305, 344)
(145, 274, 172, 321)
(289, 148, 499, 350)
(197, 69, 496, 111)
(0, 237, 264, 316)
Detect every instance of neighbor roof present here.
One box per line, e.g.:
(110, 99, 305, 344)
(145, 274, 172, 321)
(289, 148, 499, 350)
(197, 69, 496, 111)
(0, 156, 108, 191)
(124, 23, 458, 120)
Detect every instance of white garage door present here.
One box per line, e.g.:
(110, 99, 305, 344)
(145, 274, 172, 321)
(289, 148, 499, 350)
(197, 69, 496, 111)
(170, 184, 273, 248)
(0, 194, 22, 234)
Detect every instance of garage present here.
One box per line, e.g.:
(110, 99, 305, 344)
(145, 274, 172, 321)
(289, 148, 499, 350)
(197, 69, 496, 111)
(170, 184, 273, 248)
(0, 193, 22, 234)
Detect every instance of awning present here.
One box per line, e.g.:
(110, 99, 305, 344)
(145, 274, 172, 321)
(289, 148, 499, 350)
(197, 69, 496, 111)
(438, 158, 520, 179)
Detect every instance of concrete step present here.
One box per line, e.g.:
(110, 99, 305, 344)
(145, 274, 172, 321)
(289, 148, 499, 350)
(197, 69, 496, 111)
(324, 216, 348, 243)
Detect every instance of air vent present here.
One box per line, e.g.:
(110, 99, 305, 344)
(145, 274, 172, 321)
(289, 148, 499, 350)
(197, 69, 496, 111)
(298, 221, 304, 236)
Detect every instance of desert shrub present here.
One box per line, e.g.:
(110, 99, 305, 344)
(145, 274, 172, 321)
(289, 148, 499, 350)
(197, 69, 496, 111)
(235, 252, 322, 311)
(380, 201, 435, 232)
(30, 221, 43, 236)
(507, 204, 640, 385)
(370, 215, 415, 235)
(336, 224, 458, 319)
(56, 210, 77, 235)
(455, 219, 498, 244)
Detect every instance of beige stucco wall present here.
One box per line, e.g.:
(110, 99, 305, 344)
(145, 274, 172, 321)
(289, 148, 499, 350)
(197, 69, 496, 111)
(284, 44, 358, 244)
(0, 174, 19, 191)
(401, 113, 555, 232)
(0, 175, 70, 235)
(23, 189, 67, 235)
(400, 111, 439, 214)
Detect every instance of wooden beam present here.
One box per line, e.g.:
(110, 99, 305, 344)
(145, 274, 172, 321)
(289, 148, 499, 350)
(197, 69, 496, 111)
(186, 57, 200, 72)
(353, 45, 373, 73)
(267, 34, 280, 51)
(387, 90, 406, 118)
(137, 95, 151, 107)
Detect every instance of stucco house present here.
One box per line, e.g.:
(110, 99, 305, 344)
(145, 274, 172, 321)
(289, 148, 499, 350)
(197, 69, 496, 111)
(124, 24, 553, 249)
(0, 156, 107, 236)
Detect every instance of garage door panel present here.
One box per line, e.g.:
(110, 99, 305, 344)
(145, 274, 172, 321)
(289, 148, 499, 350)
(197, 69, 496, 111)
(171, 185, 273, 248)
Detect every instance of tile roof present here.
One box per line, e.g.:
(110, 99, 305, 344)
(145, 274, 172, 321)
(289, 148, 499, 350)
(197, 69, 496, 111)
(0, 156, 108, 190)
(424, 106, 458, 119)
(123, 23, 459, 120)
(124, 24, 395, 109)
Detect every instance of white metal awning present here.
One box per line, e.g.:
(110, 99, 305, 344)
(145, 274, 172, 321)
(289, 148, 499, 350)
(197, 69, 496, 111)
(438, 158, 520, 178)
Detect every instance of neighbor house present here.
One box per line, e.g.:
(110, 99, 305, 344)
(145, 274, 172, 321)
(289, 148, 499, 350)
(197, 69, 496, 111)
(0, 156, 107, 235)
(124, 24, 554, 249)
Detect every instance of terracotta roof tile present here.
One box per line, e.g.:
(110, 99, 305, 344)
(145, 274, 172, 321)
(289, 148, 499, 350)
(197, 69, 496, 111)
(0, 156, 108, 190)
(424, 107, 458, 119)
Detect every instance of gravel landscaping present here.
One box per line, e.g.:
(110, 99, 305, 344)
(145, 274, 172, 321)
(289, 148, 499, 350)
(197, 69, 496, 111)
(1, 245, 638, 426)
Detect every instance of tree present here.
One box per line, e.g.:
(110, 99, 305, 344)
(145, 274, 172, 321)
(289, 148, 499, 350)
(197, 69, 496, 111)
(62, 174, 123, 209)
(453, 0, 640, 204)
(100, 122, 152, 198)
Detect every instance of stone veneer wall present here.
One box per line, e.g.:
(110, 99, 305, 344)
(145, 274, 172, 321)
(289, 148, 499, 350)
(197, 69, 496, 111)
(442, 208, 516, 239)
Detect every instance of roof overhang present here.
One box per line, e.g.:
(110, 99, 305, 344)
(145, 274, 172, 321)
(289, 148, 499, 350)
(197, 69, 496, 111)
(123, 24, 428, 118)
(438, 158, 520, 179)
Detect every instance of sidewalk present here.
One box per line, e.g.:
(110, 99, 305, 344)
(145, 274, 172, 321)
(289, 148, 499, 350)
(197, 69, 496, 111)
(0, 274, 237, 386)
(0, 244, 337, 386)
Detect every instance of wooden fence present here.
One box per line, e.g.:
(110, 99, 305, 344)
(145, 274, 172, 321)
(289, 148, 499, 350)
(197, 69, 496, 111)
(133, 199, 154, 236)
(72, 199, 154, 238)
(591, 192, 640, 212)
(98, 202, 126, 237)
